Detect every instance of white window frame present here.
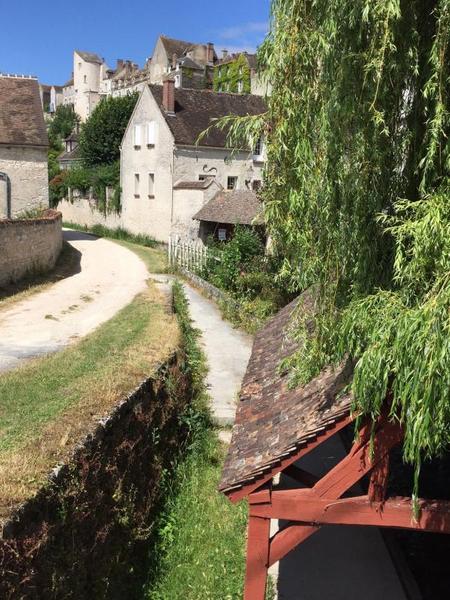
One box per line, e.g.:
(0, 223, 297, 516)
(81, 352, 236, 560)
(146, 121, 157, 146)
(133, 124, 142, 148)
(237, 80, 243, 93)
(253, 136, 265, 162)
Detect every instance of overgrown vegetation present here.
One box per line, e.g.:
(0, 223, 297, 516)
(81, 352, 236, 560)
(222, 0, 450, 494)
(213, 54, 251, 94)
(50, 94, 138, 210)
(145, 283, 274, 599)
(47, 105, 80, 183)
(199, 227, 287, 333)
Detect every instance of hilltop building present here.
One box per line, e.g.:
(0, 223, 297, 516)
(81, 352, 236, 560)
(214, 51, 269, 96)
(119, 80, 266, 241)
(0, 75, 49, 218)
(39, 84, 64, 114)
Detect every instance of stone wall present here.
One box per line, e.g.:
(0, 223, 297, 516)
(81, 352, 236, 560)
(0, 145, 49, 218)
(59, 197, 122, 231)
(0, 210, 63, 287)
(0, 351, 194, 599)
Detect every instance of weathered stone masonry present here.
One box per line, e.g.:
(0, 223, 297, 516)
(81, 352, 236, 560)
(0, 209, 63, 287)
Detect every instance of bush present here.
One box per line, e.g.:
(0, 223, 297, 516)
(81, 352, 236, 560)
(79, 94, 138, 167)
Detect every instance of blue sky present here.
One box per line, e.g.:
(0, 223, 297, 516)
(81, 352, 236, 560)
(1, 0, 271, 85)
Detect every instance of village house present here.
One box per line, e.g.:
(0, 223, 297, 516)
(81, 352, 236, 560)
(214, 51, 269, 96)
(0, 75, 49, 218)
(119, 80, 266, 242)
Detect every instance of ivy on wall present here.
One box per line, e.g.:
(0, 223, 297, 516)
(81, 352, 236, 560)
(213, 54, 251, 94)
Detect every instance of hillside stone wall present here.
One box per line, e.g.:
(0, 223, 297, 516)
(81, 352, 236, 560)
(0, 210, 63, 287)
(0, 351, 193, 599)
(59, 197, 123, 231)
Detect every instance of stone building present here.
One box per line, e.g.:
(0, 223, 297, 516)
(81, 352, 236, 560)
(119, 80, 266, 242)
(39, 84, 64, 114)
(214, 51, 270, 96)
(0, 75, 49, 218)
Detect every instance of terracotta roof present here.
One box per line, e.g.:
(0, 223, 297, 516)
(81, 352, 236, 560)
(75, 50, 103, 65)
(160, 36, 197, 58)
(220, 293, 354, 494)
(149, 85, 266, 148)
(0, 76, 48, 147)
(193, 190, 263, 225)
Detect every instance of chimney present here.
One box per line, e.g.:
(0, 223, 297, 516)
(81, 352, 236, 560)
(207, 42, 215, 64)
(163, 79, 175, 115)
(172, 52, 178, 70)
(222, 49, 228, 59)
(116, 59, 124, 70)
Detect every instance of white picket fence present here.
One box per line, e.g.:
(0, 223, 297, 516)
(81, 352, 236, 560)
(168, 236, 211, 271)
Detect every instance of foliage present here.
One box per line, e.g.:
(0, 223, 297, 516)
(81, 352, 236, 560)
(48, 105, 80, 142)
(79, 93, 138, 167)
(64, 221, 158, 248)
(50, 162, 121, 213)
(199, 227, 287, 332)
(213, 54, 252, 93)
(146, 283, 275, 600)
(222, 0, 450, 493)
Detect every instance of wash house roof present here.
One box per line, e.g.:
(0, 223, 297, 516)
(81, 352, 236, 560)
(220, 293, 354, 495)
(193, 190, 263, 225)
(0, 76, 48, 147)
(149, 84, 266, 148)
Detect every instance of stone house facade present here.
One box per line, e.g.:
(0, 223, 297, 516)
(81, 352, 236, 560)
(119, 81, 266, 242)
(0, 75, 49, 218)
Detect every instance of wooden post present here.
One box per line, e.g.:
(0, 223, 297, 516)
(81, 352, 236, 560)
(244, 515, 270, 600)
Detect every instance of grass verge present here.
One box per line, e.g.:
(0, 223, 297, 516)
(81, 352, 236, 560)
(63, 221, 159, 248)
(0, 282, 178, 519)
(144, 282, 274, 600)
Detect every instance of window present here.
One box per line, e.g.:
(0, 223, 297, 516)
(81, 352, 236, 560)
(134, 173, 140, 197)
(83, 75, 87, 84)
(78, 62, 82, 70)
(252, 180, 262, 192)
(237, 80, 243, 93)
(218, 67, 222, 77)
(147, 121, 157, 146)
(253, 136, 264, 161)
(198, 174, 207, 181)
(227, 176, 238, 190)
(133, 124, 142, 148)
(148, 173, 155, 197)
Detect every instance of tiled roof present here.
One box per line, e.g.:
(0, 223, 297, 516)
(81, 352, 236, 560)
(178, 56, 203, 70)
(160, 36, 197, 58)
(220, 293, 354, 494)
(193, 190, 263, 225)
(75, 50, 103, 65)
(58, 146, 81, 162)
(217, 52, 258, 70)
(0, 76, 48, 147)
(149, 85, 266, 148)
(63, 77, 74, 87)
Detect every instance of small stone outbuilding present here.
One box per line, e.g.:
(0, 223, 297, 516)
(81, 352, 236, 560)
(0, 75, 49, 218)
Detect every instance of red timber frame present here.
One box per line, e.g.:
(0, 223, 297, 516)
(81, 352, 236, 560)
(227, 413, 450, 600)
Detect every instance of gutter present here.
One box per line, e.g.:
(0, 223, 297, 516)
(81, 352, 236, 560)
(0, 171, 11, 219)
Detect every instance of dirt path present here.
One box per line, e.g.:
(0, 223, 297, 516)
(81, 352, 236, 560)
(0, 230, 148, 373)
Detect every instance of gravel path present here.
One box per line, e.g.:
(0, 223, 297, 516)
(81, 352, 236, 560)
(0, 230, 148, 373)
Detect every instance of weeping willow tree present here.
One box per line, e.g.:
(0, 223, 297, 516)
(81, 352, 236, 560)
(215, 0, 450, 495)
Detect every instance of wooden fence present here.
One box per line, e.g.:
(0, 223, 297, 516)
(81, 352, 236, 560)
(168, 237, 210, 272)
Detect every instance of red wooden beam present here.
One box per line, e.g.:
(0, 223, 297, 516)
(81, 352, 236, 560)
(369, 453, 390, 503)
(257, 495, 450, 534)
(244, 515, 271, 600)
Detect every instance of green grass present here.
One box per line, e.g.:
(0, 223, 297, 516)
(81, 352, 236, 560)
(63, 221, 158, 248)
(114, 239, 167, 274)
(0, 284, 178, 513)
(146, 430, 249, 600)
